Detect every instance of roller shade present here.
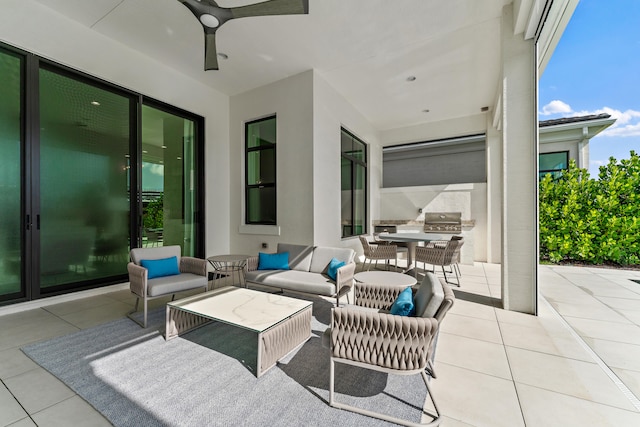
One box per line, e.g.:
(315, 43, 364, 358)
(383, 134, 486, 187)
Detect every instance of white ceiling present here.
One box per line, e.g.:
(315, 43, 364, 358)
(33, 0, 511, 131)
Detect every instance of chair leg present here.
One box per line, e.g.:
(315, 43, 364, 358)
(329, 358, 442, 426)
(127, 296, 148, 328)
(143, 297, 148, 328)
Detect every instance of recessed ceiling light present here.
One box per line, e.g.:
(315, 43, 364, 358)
(218, 53, 229, 60)
(177, 156, 182, 160)
(481, 106, 489, 112)
(161, 145, 167, 149)
(142, 150, 148, 154)
(422, 109, 430, 113)
(91, 101, 100, 106)
(406, 76, 416, 82)
(125, 154, 130, 158)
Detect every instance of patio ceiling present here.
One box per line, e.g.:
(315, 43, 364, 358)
(33, 0, 512, 131)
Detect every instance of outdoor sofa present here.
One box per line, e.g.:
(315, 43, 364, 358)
(244, 243, 356, 305)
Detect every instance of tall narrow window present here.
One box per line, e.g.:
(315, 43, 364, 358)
(341, 128, 367, 238)
(245, 116, 276, 225)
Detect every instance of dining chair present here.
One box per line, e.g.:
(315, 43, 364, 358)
(415, 236, 464, 286)
(358, 236, 402, 271)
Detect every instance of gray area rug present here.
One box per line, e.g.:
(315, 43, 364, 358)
(22, 294, 432, 426)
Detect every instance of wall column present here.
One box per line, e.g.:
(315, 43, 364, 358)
(500, 4, 538, 314)
(486, 111, 502, 264)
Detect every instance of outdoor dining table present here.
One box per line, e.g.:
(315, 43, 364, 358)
(377, 232, 448, 277)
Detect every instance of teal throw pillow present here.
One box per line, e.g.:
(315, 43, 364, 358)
(140, 256, 180, 279)
(390, 287, 416, 316)
(327, 257, 346, 281)
(258, 252, 290, 270)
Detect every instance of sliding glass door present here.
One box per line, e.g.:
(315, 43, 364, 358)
(38, 66, 133, 290)
(0, 49, 23, 300)
(141, 104, 199, 256)
(0, 43, 204, 305)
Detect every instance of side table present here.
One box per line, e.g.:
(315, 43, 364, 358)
(354, 271, 417, 288)
(207, 254, 250, 289)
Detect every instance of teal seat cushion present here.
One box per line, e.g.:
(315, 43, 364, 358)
(327, 257, 346, 281)
(390, 287, 415, 316)
(141, 256, 180, 279)
(258, 252, 290, 270)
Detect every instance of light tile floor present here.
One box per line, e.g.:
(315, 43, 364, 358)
(1, 264, 640, 426)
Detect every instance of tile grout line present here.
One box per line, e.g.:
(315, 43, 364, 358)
(540, 294, 640, 412)
(487, 270, 529, 427)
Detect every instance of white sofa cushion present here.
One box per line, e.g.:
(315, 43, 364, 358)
(309, 247, 355, 274)
(244, 270, 336, 296)
(277, 243, 314, 272)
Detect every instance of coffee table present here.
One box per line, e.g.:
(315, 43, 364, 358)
(165, 287, 312, 377)
(354, 271, 417, 288)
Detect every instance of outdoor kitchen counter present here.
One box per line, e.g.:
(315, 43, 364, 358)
(373, 219, 476, 227)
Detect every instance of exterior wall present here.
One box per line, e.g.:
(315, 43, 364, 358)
(229, 70, 378, 256)
(0, 0, 231, 258)
(229, 71, 315, 255)
(379, 184, 488, 263)
(500, 3, 538, 314)
(486, 111, 502, 263)
(539, 140, 580, 167)
(312, 72, 381, 253)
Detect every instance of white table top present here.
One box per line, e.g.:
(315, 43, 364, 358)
(354, 271, 417, 287)
(167, 287, 312, 333)
(377, 232, 446, 242)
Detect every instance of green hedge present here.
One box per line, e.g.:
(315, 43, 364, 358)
(539, 150, 640, 265)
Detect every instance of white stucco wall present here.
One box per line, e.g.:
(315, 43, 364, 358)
(228, 70, 381, 255)
(312, 72, 381, 252)
(229, 70, 314, 254)
(0, 0, 231, 257)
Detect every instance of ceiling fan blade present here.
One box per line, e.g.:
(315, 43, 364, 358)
(204, 32, 219, 71)
(230, 0, 309, 19)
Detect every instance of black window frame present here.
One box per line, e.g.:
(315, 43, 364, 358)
(245, 115, 277, 225)
(539, 150, 569, 181)
(341, 127, 368, 238)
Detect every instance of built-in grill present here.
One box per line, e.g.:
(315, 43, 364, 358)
(424, 212, 462, 234)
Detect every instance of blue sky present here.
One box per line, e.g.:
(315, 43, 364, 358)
(539, 0, 640, 177)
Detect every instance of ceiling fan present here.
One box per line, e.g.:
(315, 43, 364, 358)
(177, 0, 310, 70)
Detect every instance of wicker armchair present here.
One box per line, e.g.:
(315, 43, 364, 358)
(415, 236, 464, 286)
(328, 275, 455, 426)
(127, 246, 208, 328)
(358, 236, 403, 271)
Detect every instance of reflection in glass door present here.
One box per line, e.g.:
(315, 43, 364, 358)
(38, 67, 132, 290)
(0, 49, 23, 300)
(141, 104, 197, 256)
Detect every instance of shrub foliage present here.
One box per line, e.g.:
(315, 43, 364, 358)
(539, 151, 640, 265)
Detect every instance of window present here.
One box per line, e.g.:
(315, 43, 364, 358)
(246, 116, 276, 225)
(341, 128, 367, 238)
(539, 151, 568, 181)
